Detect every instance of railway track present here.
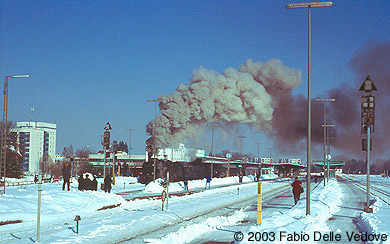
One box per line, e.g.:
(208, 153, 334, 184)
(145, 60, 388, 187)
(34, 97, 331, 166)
(116, 182, 293, 243)
(341, 175, 390, 206)
(0, 179, 289, 244)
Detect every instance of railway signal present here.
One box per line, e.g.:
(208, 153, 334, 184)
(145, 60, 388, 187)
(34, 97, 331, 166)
(359, 75, 377, 213)
(103, 122, 112, 177)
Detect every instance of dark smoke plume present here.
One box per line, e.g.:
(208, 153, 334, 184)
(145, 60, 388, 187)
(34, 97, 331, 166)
(327, 40, 390, 156)
(146, 40, 390, 158)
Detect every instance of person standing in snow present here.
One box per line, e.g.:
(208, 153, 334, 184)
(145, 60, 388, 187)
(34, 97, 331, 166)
(239, 172, 243, 183)
(205, 175, 211, 189)
(104, 174, 112, 193)
(291, 176, 303, 205)
(183, 175, 189, 191)
(62, 162, 71, 191)
(84, 173, 93, 190)
(78, 174, 85, 191)
(92, 175, 98, 191)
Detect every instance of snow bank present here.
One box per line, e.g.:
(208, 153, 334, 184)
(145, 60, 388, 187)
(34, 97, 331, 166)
(145, 209, 247, 244)
(143, 174, 278, 194)
(354, 199, 390, 244)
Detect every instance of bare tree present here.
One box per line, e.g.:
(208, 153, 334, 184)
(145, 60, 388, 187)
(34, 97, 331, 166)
(62, 145, 74, 158)
(40, 154, 56, 178)
(75, 147, 95, 175)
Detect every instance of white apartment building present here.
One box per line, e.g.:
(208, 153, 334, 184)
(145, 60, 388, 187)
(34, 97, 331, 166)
(11, 122, 56, 174)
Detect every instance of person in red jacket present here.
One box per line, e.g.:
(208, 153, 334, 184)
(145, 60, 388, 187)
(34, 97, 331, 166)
(291, 176, 303, 205)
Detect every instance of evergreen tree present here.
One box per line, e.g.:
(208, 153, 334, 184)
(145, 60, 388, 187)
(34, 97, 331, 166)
(1, 121, 23, 178)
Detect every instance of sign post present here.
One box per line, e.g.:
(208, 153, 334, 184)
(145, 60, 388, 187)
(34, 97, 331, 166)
(226, 153, 232, 177)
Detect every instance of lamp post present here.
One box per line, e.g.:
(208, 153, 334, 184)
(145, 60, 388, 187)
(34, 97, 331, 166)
(0, 74, 29, 195)
(268, 148, 272, 163)
(208, 123, 219, 178)
(322, 124, 334, 182)
(238, 136, 246, 160)
(125, 129, 135, 169)
(315, 98, 335, 186)
(238, 136, 246, 176)
(255, 142, 262, 176)
(147, 99, 161, 182)
(286, 1, 333, 215)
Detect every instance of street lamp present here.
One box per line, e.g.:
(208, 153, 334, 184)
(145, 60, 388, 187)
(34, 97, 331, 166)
(322, 124, 334, 182)
(147, 99, 161, 182)
(315, 98, 335, 186)
(125, 129, 135, 168)
(238, 136, 246, 176)
(255, 142, 262, 176)
(286, 1, 333, 215)
(208, 123, 219, 178)
(268, 148, 272, 163)
(1, 74, 29, 195)
(238, 136, 246, 160)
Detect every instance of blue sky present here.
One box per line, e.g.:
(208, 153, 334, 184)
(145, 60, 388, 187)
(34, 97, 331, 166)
(1, 1, 389, 159)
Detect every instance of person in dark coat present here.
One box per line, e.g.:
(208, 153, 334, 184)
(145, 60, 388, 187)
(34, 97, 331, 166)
(84, 173, 93, 190)
(104, 174, 112, 193)
(62, 162, 71, 191)
(78, 174, 84, 191)
(205, 176, 211, 189)
(239, 172, 243, 183)
(183, 175, 189, 191)
(291, 176, 303, 205)
(92, 175, 98, 191)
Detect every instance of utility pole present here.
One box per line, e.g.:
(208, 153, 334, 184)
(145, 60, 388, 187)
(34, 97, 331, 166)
(1, 74, 29, 195)
(112, 140, 118, 183)
(208, 123, 218, 178)
(315, 98, 335, 186)
(286, 1, 333, 215)
(255, 142, 262, 176)
(125, 129, 135, 172)
(238, 136, 246, 177)
(147, 99, 161, 182)
(268, 148, 272, 163)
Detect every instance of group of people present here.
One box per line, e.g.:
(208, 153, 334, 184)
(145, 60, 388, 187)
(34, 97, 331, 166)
(61, 162, 112, 193)
(63, 162, 304, 205)
(181, 175, 211, 190)
(78, 173, 98, 191)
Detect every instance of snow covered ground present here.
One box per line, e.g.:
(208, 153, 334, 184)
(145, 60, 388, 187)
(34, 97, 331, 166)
(0, 174, 389, 243)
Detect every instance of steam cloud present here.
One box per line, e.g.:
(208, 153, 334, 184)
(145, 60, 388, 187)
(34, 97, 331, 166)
(146, 58, 302, 151)
(146, 40, 390, 158)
